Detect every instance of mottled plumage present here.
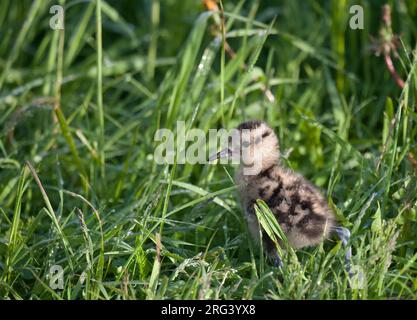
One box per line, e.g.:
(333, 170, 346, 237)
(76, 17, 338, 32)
(210, 120, 351, 273)
(238, 165, 336, 250)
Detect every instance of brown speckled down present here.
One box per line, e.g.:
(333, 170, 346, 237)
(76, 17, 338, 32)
(234, 120, 336, 257)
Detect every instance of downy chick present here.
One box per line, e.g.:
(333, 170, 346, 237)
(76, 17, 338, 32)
(209, 120, 351, 273)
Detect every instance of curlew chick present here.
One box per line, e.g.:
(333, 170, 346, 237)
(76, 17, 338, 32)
(209, 120, 352, 274)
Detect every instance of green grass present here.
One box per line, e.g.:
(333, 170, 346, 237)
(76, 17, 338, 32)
(0, 0, 417, 299)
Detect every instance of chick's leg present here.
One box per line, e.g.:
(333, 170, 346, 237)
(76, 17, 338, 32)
(263, 235, 283, 268)
(333, 226, 353, 277)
